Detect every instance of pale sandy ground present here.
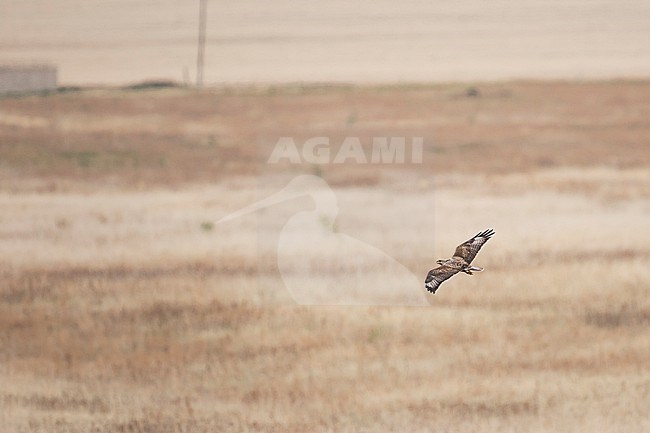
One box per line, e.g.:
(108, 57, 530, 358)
(1, 0, 650, 85)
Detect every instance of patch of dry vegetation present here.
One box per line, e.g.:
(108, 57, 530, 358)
(1, 81, 649, 191)
(0, 81, 649, 432)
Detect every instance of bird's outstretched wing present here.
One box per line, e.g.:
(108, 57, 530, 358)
(453, 228, 495, 264)
(425, 265, 460, 294)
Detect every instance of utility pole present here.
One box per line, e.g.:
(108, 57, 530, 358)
(196, 0, 207, 86)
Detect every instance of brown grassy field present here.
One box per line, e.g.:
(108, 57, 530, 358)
(1, 81, 649, 432)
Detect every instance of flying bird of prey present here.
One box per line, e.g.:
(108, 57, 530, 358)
(425, 229, 495, 294)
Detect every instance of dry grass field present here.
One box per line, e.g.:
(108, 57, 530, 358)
(1, 81, 649, 432)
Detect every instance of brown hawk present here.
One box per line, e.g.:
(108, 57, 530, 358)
(425, 229, 495, 294)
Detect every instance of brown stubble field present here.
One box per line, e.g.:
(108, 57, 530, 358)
(1, 81, 649, 432)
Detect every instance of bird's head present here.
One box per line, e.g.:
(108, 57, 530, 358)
(436, 259, 445, 265)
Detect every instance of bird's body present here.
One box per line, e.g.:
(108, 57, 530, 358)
(425, 229, 495, 294)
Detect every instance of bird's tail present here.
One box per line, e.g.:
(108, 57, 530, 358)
(468, 266, 484, 272)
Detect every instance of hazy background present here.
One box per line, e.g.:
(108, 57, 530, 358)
(1, 2, 649, 432)
(1, 0, 649, 84)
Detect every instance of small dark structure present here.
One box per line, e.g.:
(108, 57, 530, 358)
(0, 65, 57, 94)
